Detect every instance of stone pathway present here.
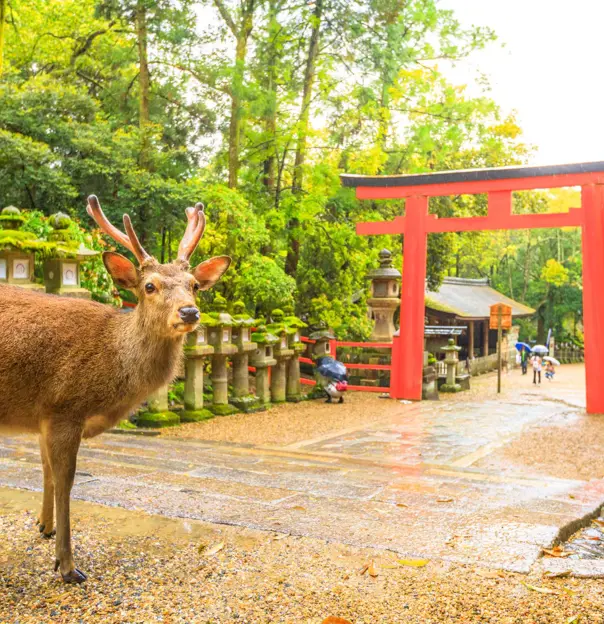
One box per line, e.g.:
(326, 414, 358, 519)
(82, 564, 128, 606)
(0, 365, 602, 575)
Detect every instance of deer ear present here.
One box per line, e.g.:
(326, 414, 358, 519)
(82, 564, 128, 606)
(103, 251, 139, 290)
(192, 256, 231, 291)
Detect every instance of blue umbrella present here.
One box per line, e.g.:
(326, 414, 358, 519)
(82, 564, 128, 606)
(515, 342, 532, 353)
(315, 356, 348, 382)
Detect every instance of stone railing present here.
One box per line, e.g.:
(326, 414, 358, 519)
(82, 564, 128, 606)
(555, 344, 584, 363)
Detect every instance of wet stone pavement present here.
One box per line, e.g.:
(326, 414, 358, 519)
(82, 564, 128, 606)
(1, 373, 603, 576)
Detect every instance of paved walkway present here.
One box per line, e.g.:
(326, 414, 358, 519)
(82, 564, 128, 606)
(0, 364, 602, 574)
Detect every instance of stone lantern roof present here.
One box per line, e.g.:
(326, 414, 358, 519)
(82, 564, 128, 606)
(251, 321, 278, 345)
(47, 212, 99, 260)
(366, 249, 401, 280)
(205, 294, 234, 327)
(231, 300, 256, 328)
(0, 206, 53, 255)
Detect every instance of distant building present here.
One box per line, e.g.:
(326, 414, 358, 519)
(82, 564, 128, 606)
(425, 277, 535, 360)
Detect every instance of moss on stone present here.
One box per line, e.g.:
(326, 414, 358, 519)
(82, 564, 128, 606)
(115, 419, 137, 430)
(136, 411, 180, 428)
(208, 403, 239, 416)
(180, 409, 214, 423)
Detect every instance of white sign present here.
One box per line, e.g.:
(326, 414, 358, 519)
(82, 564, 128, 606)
(0, 258, 6, 280)
(242, 328, 249, 342)
(13, 258, 29, 279)
(196, 329, 206, 344)
(222, 329, 230, 342)
(62, 262, 77, 286)
(281, 336, 287, 349)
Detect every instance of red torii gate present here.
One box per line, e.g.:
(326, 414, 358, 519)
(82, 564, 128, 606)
(341, 162, 604, 414)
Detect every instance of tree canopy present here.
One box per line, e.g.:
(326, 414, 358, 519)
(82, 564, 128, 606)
(0, 0, 580, 343)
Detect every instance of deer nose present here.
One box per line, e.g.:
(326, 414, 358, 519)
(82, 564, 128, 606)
(178, 306, 200, 324)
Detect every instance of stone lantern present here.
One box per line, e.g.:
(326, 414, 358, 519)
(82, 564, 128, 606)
(366, 249, 401, 341)
(206, 294, 238, 415)
(282, 304, 307, 402)
(182, 312, 215, 422)
(0, 206, 46, 291)
(43, 213, 99, 298)
(308, 327, 336, 360)
(230, 301, 262, 412)
(250, 321, 278, 406)
(267, 309, 294, 403)
(137, 386, 180, 428)
(440, 338, 462, 393)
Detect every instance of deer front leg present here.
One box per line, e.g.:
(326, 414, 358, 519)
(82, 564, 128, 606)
(37, 435, 55, 538)
(42, 422, 87, 584)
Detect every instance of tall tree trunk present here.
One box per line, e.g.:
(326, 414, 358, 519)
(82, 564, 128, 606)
(262, 0, 278, 190)
(286, 0, 323, 277)
(136, 0, 151, 243)
(0, 0, 6, 77)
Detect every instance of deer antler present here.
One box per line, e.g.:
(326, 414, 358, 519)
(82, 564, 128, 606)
(177, 202, 206, 263)
(87, 195, 151, 265)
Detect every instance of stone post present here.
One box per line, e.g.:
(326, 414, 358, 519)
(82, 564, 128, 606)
(230, 301, 262, 412)
(206, 295, 238, 416)
(182, 322, 214, 422)
(137, 384, 180, 428)
(283, 304, 308, 402)
(440, 338, 462, 393)
(250, 322, 278, 406)
(366, 249, 401, 341)
(268, 310, 294, 403)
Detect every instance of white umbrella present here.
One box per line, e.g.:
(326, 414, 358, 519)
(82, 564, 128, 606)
(532, 345, 548, 355)
(543, 356, 560, 366)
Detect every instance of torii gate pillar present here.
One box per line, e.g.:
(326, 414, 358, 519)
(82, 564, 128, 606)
(343, 161, 604, 414)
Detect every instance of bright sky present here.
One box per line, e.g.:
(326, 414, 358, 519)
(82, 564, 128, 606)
(440, 0, 604, 166)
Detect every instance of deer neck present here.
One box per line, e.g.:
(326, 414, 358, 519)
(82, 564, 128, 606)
(115, 307, 185, 391)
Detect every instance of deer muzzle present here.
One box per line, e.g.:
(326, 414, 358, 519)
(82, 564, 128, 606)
(178, 306, 200, 325)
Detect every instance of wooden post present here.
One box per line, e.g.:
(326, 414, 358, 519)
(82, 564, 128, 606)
(468, 320, 475, 359)
(497, 311, 502, 394)
(483, 321, 489, 356)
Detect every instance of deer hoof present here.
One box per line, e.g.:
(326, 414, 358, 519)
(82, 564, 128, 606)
(38, 523, 55, 538)
(55, 560, 87, 584)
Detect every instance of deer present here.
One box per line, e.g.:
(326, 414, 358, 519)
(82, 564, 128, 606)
(0, 195, 230, 583)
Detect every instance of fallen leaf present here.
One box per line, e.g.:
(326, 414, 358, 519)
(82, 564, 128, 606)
(204, 542, 225, 556)
(543, 546, 572, 558)
(359, 563, 369, 576)
(367, 560, 378, 577)
(292, 506, 306, 511)
(322, 618, 353, 624)
(397, 559, 429, 568)
(569, 494, 576, 499)
(395, 503, 409, 508)
(522, 582, 559, 595)
(594, 519, 604, 527)
(436, 497, 454, 503)
(567, 616, 581, 623)
(544, 570, 571, 579)
(561, 586, 577, 596)
(587, 536, 602, 541)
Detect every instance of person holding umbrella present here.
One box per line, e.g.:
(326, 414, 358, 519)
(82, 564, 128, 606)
(543, 356, 560, 381)
(531, 352, 543, 385)
(515, 342, 531, 375)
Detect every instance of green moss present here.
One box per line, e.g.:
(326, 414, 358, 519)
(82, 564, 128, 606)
(180, 409, 214, 423)
(136, 411, 180, 428)
(115, 419, 137, 430)
(208, 403, 239, 416)
(424, 296, 460, 316)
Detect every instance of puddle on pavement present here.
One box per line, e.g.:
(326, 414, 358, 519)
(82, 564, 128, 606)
(556, 512, 604, 559)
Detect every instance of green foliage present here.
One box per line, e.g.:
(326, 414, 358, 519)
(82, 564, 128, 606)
(0, 0, 539, 338)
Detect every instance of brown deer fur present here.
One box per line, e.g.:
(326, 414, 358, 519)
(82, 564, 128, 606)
(0, 200, 229, 583)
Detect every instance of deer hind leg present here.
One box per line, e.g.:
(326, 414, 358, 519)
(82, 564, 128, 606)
(37, 435, 55, 538)
(42, 421, 87, 584)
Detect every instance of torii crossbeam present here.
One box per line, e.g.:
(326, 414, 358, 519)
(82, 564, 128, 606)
(341, 161, 604, 414)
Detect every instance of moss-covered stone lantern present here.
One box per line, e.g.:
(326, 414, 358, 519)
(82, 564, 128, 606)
(366, 249, 401, 341)
(230, 301, 262, 412)
(282, 304, 308, 402)
(0, 206, 47, 291)
(250, 321, 278, 406)
(182, 312, 215, 422)
(206, 294, 238, 415)
(267, 309, 294, 403)
(308, 326, 336, 360)
(43, 212, 99, 298)
(440, 338, 462, 393)
(137, 384, 180, 428)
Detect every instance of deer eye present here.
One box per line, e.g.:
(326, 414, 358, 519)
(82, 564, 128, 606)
(193, 282, 200, 293)
(145, 283, 156, 294)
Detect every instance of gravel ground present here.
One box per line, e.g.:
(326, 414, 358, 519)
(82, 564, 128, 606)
(1, 489, 603, 624)
(162, 372, 514, 447)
